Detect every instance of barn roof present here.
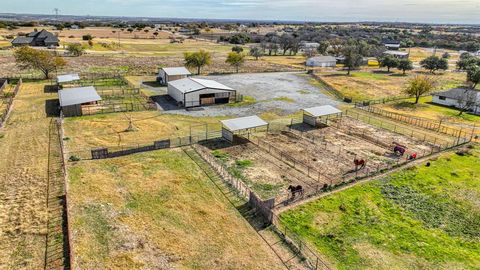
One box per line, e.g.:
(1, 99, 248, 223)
(162, 67, 191, 76)
(11, 36, 34, 45)
(221, 115, 268, 132)
(303, 105, 342, 117)
(168, 77, 233, 93)
(57, 73, 80, 83)
(58, 86, 101, 107)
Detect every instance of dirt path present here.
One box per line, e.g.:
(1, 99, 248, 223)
(0, 82, 56, 269)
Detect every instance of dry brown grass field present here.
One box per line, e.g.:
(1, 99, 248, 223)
(316, 69, 467, 101)
(0, 82, 56, 269)
(67, 148, 286, 269)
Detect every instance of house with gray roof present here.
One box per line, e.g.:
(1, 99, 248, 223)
(11, 29, 59, 47)
(432, 88, 480, 114)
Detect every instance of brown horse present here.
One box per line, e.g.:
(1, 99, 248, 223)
(354, 158, 366, 171)
(288, 185, 304, 199)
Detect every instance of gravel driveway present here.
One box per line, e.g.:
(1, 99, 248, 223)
(156, 72, 340, 117)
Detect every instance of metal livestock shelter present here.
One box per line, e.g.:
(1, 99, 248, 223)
(58, 86, 102, 117)
(302, 105, 342, 127)
(221, 115, 269, 143)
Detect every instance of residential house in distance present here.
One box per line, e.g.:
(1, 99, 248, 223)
(382, 39, 401, 50)
(383, 50, 409, 59)
(300, 41, 320, 52)
(306, 56, 337, 67)
(11, 29, 59, 47)
(157, 67, 192, 85)
(432, 88, 480, 114)
(167, 77, 236, 108)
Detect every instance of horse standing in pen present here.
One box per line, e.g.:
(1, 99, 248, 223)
(288, 185, 304, 200)
(354, 158, 366, 171)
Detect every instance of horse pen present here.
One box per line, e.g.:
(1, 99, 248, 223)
(195, 109, 462, 210)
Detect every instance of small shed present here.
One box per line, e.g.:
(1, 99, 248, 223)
(57, 73, 81, 84)
(157, 67, 191, 85)
(221, 115, 269, 143)
(168, 78, 236, 108)
(302, 105, 342, 127)
(58, 86, 102, 117)
(306, 56, 337, 67)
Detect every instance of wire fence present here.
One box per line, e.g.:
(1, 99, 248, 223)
(355, 104, 475, 139)
(0, 79, 22, 128)
(191, 143, 331, 270)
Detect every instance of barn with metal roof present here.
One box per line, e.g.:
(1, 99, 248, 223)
(157, 67, 191, 85)
(168, 77, 236, 108)
(58, 86, 102, 117)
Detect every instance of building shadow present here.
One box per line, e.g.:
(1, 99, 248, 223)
(150, 94, 184, 111)
(45, 99, 60, 117)
(44, 84, 60, 93)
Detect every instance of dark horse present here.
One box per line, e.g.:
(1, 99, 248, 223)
(354, 158, 366, 171)
(393, 145, 406, 156)
(288, 185, 304, 199)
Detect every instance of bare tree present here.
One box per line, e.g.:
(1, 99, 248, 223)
(457, 89, 477, 115)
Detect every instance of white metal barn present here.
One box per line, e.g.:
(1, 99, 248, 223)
(157, 67, 191, 85)
(168, 78, 236, 108)
(306, 56, 337, 67)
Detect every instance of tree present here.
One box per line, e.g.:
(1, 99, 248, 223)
(456, 53, 477, 70)
(457, 89, 477, 115)
(232, 46, 243, 53)
(184, 50, 212, 75)
(226, 52, 245, 73)
(466, 65, 480, 89)
(249, 46, 262, 60)
(379, 55, 399, 72)
(66, 43, 85, 57)
(342, 44, 363, 75)
(82, 34, 93, 41)
(14, 47, 66, 79)
(303, 47, 317, 58)
(420, 56, 448, 74)
(403, 75, 436, 104)
(317, 41, 329, 55)
(397, 59, 414, 75)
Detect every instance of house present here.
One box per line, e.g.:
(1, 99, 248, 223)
(382, 39, 401, 50)
(475, 50, 480, 57)
(11, 29, 59, 47)
(306, 56, 337, 67)
(168, 77, 236, 108)
(157, 67, 191, 85)
(432, 88, 480, 114)
(300, 42, 320, 51)
(383, 50, 409, 59)
(58, 86, 102, 117)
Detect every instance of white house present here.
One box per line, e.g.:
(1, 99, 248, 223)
(157, 67, 191, 85)
(306, 56, 337, 67)
(432, 88, 480, 114)
(168, 77, 236, 108)
(383, 50, 409, 59)
(382, 39, 401, 50)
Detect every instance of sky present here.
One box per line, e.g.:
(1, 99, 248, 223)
(2, 0, 480, 24)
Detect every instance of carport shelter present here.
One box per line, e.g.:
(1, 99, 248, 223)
(58, 86, 102, 117)
(57, 73, 80, 84)
(221, 115, 269, 143)
(168, 77, 236, 108)
(302, 105, 342, 127)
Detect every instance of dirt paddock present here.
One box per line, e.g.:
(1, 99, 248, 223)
(200, 116, 437, 202)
